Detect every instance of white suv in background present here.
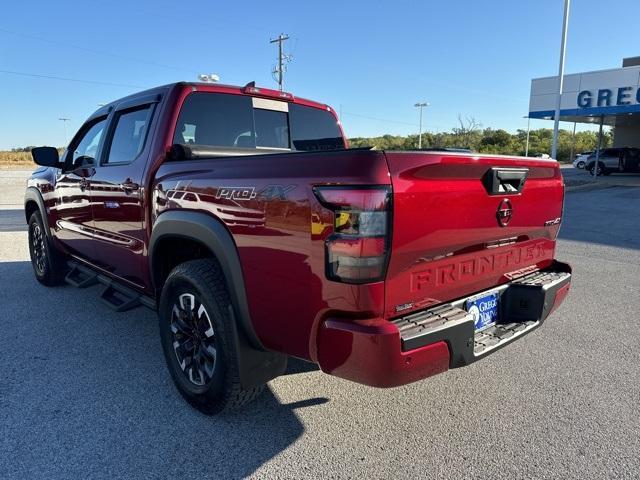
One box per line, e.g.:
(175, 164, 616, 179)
(572, 152, 592, 169)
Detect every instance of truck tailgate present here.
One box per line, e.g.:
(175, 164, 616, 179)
(383, 151, 564, 319)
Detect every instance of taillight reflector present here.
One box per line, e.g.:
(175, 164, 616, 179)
(314, 186, 391, 284)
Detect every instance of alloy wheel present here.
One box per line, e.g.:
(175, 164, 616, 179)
(30, 223, 46, 275)
(171, 293, 217, 386)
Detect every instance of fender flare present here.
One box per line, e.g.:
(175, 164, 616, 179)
(149, 210, 287, 388)
(24, 187, 53, 239)
(149, 210, 264, 350)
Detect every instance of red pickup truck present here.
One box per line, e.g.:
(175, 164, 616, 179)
(26, 82, 571, 414)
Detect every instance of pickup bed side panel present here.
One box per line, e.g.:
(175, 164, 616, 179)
(153, 149, 391, 360)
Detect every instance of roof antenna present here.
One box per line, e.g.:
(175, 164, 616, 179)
(244, 81, 256, 89)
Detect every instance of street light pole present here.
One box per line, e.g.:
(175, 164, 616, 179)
(524, 115, 531, 156)
(551, 0, 571, 160)
(414, 102, 429, 149)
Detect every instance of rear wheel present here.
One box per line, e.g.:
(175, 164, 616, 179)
(589, 162, 604, 176)
(576, 161, 585, 169)
(158, 259, 265, 414)
(28, 211, 66, 286)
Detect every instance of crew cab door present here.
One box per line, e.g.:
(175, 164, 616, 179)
(88, 99, 156, 287)
(52, 117, 107, 262)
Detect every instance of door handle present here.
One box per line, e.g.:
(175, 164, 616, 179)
(121, 181, 140, 192)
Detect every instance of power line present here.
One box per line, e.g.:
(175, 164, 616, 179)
(341, 111, 418, 127)
(0, 27, 199, 75)
(82, 0, 274, 36)
(0, 69, 145, 89)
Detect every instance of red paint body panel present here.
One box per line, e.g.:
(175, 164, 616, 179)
(549, 282, 571, 315)
(153, 149, 390, 360)
(383, 152, 564, 318)
(317, 317, 450, 388)
(26, 82, 571, 389)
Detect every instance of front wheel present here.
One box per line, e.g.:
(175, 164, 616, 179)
(576, 161, 585, 169)
(28, 211, 66, 286)
(158, 259, 265, 414)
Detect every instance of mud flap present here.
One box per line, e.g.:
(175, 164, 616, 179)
(227, 306, 288, 389)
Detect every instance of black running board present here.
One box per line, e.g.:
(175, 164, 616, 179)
(65, 264, 99, 288)
(65, 261, 155, 312)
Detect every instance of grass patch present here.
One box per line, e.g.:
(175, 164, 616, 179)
(0, 151, 35, 168)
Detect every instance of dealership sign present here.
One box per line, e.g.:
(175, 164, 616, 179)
(577, 87, 640, 109)
(529, 65, 640, 118)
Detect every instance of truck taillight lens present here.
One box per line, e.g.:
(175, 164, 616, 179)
(313, 186, 391, 284)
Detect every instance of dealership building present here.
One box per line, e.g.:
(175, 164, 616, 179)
(529, 57, 640, 148)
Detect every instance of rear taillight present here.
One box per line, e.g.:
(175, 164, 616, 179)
(313, 186, 391, 284)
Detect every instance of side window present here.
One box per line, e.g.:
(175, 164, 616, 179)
(71, 118, 107, 166)
(105, 105, 153, 165)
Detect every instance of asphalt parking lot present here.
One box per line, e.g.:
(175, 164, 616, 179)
(561, 163, 640, 189)
(1, 169, 639, 479)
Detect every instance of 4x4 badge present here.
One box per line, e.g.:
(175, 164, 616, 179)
(497, 199, 513, 227)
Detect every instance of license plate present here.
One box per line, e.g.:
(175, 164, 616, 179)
(466, 291, 500, 332)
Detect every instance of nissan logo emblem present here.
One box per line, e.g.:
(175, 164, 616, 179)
(497, 199, 513, 227)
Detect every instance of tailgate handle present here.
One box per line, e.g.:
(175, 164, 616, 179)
(484, 168, 529, 195)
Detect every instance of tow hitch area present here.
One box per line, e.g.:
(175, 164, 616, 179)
(392, 261, 571, 367)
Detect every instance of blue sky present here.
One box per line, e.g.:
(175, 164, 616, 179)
(0, 0, 637, 149)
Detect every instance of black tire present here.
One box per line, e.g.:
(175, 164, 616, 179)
(577, 161, 585, 169)
(158, 258, 265, 414)
(28, 211, 66, 286)
(588, 162, 604, 176)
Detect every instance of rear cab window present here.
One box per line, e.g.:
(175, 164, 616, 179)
(172, 92, 344, 153)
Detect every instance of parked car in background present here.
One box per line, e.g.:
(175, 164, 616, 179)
(586, 147, 640, 176)
(572, 151, 592, 169)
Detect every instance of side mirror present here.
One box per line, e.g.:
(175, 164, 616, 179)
(31, 146, 61, 168)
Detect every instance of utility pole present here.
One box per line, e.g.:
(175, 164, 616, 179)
(58, 117, 70, 145)
(551, 0, 571, 160)
(414, 102, 429, 149)
(270, 33, 291, 91)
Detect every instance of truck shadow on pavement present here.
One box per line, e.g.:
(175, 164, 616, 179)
(0, 260, 327, 480)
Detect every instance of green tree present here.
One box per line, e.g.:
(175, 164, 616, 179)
(349, 126, 611, 162)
